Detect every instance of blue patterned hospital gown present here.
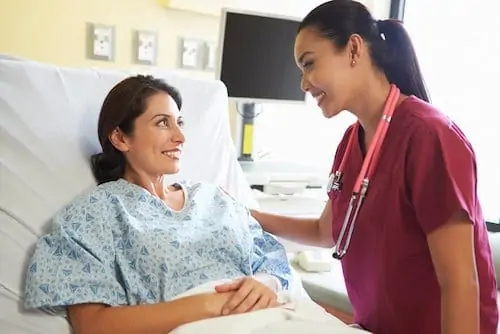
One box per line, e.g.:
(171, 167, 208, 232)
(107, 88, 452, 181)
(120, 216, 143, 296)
(24, 179, 291, 314)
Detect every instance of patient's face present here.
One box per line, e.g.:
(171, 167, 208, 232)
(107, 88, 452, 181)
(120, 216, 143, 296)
(117, 92, 185, 177)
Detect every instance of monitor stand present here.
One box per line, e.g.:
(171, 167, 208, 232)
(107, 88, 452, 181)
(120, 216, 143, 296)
(237, 102, 256, 162)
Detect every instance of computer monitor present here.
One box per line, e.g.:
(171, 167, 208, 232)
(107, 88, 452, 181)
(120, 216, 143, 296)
(216, 9, 305, 103)
(216, 9, 306, 161)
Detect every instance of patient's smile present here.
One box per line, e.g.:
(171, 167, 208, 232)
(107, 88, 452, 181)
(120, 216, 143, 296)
(163, 150, 181, 159)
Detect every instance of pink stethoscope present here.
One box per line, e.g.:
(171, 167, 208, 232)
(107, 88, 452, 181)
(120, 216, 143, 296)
(328, 84, 401, 260)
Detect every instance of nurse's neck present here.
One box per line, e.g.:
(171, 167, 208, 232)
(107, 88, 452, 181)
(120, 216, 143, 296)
(350, 74, 402, 150)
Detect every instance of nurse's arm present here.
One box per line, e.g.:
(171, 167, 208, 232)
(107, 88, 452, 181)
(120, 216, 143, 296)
(427, 210, 479, 334)
(250, 200, 334, 248)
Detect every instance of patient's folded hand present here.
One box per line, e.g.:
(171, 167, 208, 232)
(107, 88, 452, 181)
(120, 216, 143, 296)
(200, 291, 236, 318)
(215, 277, 279, 316)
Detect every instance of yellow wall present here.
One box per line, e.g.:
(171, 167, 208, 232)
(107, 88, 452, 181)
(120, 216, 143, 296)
(0, 0, 219, 79)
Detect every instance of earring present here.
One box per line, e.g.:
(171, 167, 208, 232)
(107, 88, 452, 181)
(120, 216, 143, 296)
(351, 60, 356, 66)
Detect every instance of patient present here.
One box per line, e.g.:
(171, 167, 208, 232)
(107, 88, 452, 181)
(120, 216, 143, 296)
(23, 75, 292, 334)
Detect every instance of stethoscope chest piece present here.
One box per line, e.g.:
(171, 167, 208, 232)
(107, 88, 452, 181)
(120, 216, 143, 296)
(332, 249, 345, 260)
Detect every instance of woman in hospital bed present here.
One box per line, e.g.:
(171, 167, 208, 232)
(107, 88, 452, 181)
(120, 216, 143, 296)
(22, 75, 294, 334)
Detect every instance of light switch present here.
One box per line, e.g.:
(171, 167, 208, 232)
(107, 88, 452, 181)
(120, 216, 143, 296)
(134, 30, 158, 65)
(87, 23, 115, 61)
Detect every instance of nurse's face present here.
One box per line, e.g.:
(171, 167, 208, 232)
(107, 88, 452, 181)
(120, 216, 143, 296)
(110, 92, 185, 177)
(294, 27, 361, 118)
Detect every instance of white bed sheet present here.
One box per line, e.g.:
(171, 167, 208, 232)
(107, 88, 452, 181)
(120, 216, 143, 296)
(170, 280, 367, 334)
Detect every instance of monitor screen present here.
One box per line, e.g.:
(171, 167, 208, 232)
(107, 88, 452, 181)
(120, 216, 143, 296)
(216, 10, 306, 103)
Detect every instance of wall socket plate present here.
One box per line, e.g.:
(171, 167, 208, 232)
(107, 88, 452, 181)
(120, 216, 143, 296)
(178, 38, 204, 70)
(134, 30, 158, 65)
(86, 23, 115, 61)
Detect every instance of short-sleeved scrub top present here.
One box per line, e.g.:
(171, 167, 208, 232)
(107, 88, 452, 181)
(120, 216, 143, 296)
(329, 96, 498, 334)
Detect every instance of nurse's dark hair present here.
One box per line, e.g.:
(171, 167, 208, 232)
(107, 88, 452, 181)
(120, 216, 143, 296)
(90, 75, 182, 185)
(299, 0, 430, 102)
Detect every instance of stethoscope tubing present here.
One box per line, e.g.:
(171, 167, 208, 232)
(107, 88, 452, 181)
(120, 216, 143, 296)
(331, 85, 401, 260)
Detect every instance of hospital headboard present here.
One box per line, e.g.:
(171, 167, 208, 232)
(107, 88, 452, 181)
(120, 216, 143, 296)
(0, 58, 257, 334)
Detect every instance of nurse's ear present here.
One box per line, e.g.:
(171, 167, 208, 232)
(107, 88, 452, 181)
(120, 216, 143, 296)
(347, 34, 367, 67)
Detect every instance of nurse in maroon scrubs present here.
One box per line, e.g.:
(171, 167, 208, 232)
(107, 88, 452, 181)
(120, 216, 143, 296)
(248, 1, 498, 333)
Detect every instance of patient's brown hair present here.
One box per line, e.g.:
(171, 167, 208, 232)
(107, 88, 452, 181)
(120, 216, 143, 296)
(90, 75, 182, 185)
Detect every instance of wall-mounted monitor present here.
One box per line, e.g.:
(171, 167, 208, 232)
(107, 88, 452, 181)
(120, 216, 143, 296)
(216, 9, 306, 103)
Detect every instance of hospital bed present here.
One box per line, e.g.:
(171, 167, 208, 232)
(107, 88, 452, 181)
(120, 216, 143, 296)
(0, 57, 370, 333)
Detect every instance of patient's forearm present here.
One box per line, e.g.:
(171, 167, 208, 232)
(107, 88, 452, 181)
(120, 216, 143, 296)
(69, 293, 214, 334)
(250, 210, 325, 246)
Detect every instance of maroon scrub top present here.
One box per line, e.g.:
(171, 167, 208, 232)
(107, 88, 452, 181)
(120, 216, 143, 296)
(328, 96, 498, 334)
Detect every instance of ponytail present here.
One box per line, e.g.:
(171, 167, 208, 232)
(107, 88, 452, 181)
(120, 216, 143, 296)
(374, 19, 430, 102)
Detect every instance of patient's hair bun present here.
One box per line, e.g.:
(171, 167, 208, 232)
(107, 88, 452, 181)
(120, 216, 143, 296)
(90, 150, 125, 185)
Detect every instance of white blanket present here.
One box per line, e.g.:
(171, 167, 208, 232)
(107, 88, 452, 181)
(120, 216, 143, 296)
(170, 280, 368, 334)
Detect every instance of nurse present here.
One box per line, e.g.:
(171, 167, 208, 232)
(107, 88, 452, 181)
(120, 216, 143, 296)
(248, 1, 498, 333)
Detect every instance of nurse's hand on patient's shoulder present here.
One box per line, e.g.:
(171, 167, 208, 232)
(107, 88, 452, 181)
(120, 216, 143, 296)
(214, 276, 279, 315)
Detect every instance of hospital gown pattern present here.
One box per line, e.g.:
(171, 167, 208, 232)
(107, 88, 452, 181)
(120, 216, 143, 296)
(24, 179, 291, 314)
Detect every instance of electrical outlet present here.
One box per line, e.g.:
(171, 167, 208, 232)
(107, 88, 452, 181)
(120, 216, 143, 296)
(87, 23, 115, 61)
(179, 38, 203, 69)
(135, 30, 157, 65)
